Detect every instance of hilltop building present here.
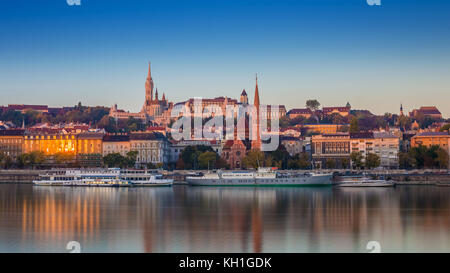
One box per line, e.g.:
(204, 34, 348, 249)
(109, 62, 174, 126)
(409, 106, 442, 119)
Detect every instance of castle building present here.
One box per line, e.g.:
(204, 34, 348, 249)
(109, 104, 148, 122)
(287, 108, 313, 119)
(409, 106, 442, 119)
(141, 62, 171, 120)
(322, 106, 351, 117)
(109, 62, 173, 126)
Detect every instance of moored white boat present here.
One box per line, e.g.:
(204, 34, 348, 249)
(33, 168, 173, 187)
(186, 167, 332, 186)
(120, 170, 173, 187)
(338, 176, 395, 187)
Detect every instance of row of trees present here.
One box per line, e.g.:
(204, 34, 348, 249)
(0, 103, 110, 128)
(399, 145, 449, 169)
(241, 149, 312, 170)
(319, 152, 381, 170)
(175, 145, 228, 170)
(102, 151, 138, 169)
(0, 102, 149, 133)
(349, 152, 380, 169)
(1, 151, 145, 170)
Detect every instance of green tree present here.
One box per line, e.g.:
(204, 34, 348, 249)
(242, 150, 265, 169)
(349, 117, 359, 133)
(103, 152, 136, 168)
(288, 153, 310, 169)
(98, 116, 117, 133)
(54, 152, 74, 165)
(341, 158, 350, 169)
(198, 151, 218, 169)
(435, 148, 449, 169)
(325, 158, 336, 169)
(398, 152, 414, 169)
(365, 153, 381, 169)
(408, 145, 448, 169)
(29, 151, 45, 168)
(179, 145, 214, 170)
(398, 115, 412, 130)
(125, 151, 138, 168)
(350, 151, 363, 169)
(126, 117, 146, 132)
(267, 145, 290, 169)
(306, 99, 320, 111)
(440, 124, 450, 132)
(0, 152, 13, 169)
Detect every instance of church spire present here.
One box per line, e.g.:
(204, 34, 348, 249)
(254, 73, 260, 107)
(145, 61, 154, 104)
(155, 87, 159, 101)
(252, 73, 261, 151)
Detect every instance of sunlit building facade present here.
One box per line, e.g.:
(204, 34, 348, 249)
(311, 133, 351, 169)
(102, 134, 130, 157)
(24, 132, 77, 155)
(0, 129, 25, 160)
(130, 132, 170, 167)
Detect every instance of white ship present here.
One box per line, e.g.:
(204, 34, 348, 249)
(120, 169, 173, 187)
(186, 167, 332, 186)
(33, 168, 173, 187)
(338, 176, 395, 187)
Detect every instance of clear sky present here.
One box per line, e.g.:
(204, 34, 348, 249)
(0, 0, 449, 117)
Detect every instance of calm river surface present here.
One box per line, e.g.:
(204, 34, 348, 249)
(0, 184, 449, 253)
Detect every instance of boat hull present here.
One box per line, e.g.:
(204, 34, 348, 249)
(338, 182, 395, 187)
(186, 174, 333, 187)
(131, 182, 173, 187)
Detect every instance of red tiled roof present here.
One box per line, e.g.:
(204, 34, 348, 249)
(7, 104, 48, 111)
(418, 106, 441, 115)
(322, 107, 350, 113)
(287, 108, 312, 115)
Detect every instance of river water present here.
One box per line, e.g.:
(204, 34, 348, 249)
(0, 184, 449, 253)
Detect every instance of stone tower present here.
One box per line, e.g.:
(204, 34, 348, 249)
(240, 89, 248, 104)
(145, 62, 154, 105)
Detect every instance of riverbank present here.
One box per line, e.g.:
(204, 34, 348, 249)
(1, 169, 450, 185)
(0, 170, 42, 183)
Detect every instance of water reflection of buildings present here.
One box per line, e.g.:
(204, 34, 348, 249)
(0, 185, 449, 252)
(138, 186, 450, 252)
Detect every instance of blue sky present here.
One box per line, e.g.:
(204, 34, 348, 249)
(1, 0, 449, 117)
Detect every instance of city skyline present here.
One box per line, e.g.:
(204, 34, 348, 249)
(1, 0, 450, 117)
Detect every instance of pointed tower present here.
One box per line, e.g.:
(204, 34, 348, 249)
(162, 93, 166, 102)
(252, 74, 261, 150)
(254, 74, 260, 107)
(155, 87, 159, 101)
(240, 89, 248, 104)
(145, 62, 154, 105)
(400, 104, 404, 116)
